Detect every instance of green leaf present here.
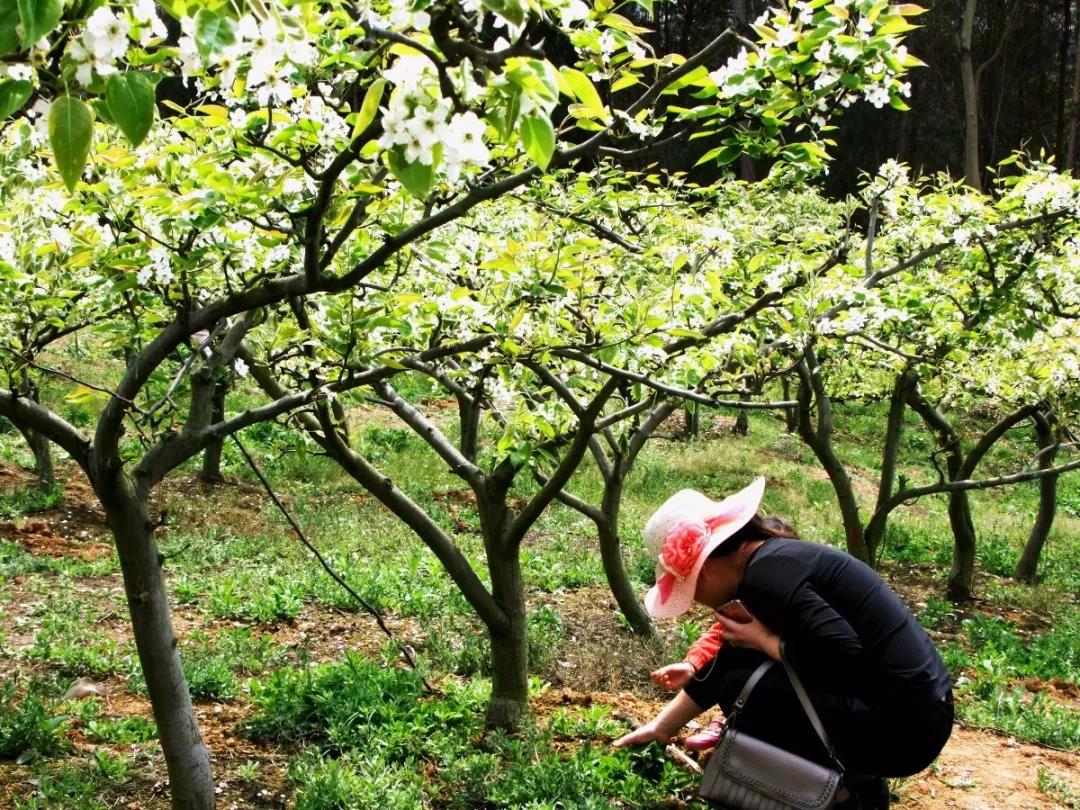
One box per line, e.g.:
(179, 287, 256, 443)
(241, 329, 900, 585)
(696, 144, 742, 166)
(482, 0, 524, 27)
(106, 72, 156, 146)
(0, 78, 31, 119)
(48, 95, 94, 193)
(874, 15, 917, 35)
(194, 9, 236, 59)
(520, 113, 555, 170)
(15, 0, 59, 48)
(559, 66, 607, 121)
(0, 0, 20, 55)
(387, 147, 434, 199)
(350, 78, 386, 140)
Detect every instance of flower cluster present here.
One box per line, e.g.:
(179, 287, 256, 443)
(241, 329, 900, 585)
(378, 58, 492, 181)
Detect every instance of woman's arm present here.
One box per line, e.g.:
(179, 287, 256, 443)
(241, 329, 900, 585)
(685, 621, 725, 671)
(713, 613, 781, 660)
(612, 690, 705, 748)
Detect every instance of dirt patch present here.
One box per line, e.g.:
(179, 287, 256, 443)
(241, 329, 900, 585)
(0, 517, 114, 560)
(659, 410, 739, 440)
(535, 587, 682, 696)
(0, 461, 38, 490)
(897, 726, 1080, 809)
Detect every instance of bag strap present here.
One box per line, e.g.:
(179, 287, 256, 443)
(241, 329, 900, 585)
(725, 659, 774, 726)
(779, 649, 844, 773)
(725, 648, 844, 774)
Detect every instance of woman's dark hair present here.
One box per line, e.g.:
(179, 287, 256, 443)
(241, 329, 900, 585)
(709, 514, 799, 558)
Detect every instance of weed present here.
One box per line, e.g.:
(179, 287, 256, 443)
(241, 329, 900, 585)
(527, 606, 566, 673)
(27, 623, 134, 680)
(917, 596, 955, 630)
(12, 752, 131, 809)
(957, 686, 1080, 749)
(235, 759, 262, 782)
(547, 705, 624, 739)
(288, 751, 426, 810)
(83, 715, 157, 745)
(1036, 767, 1079, 808)
(0, 484, 64, 520)
(0, 682, 69, 763)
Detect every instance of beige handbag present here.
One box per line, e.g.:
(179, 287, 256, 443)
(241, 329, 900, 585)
(698, 657, 843, 810)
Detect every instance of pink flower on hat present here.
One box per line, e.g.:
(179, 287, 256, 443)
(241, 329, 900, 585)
(659, 519, 709, 581)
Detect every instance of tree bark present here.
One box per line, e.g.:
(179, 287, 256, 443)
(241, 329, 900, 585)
(597, 476, 655, 637)
(198, 380, 227, 483)
(732, 0, 757, 182)
(960, 0, 982, 191)
(1056, 0, 1072, 170)
(1069, 0, 1080, 171)
(733, 395, 749, 436)
(94, 470, 214, 809)
(683, 403, 699, 438)
(905, 390, 974, 602)
(1015, 412, 1058, 582)
(795, 356, 869, 563)
(781, 376, 797, 433)
(485, 544, 529, 730)
(863, 372, 912, 565)
(18, 425, 54, 487)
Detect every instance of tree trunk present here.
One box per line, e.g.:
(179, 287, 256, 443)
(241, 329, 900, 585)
(960, 0, 982, 191)
(18, 425, 54, 487)
(1069, 0, 1080, 170)
(1015, 412, 1058, 582)
(485, 547, 529, 730)
(905, 389, 974, 601)
(733, 397, 749, 436)
(946, 489, 977, 602)
(781, 376, 797, 433)
(864, 372, 911, 565)
(95, 472, 214, 809)
(1056, 0, 1072, 170)
(732, 0, 757, 181)
(198, 381, 227, 483)
(598, 477, 655, 637)
(795, 359, 869, 563)
(683, 403, 699, 439)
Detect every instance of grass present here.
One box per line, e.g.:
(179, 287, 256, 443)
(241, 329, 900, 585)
(0, 393, 1078, 805)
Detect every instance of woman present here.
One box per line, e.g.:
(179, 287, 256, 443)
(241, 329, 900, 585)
(614, 477, 953, 810)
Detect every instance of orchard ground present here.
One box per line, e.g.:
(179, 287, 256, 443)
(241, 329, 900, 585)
(0, 401, 1078, 809)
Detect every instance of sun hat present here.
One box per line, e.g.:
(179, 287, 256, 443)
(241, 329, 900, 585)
(642, 476, 767, 619)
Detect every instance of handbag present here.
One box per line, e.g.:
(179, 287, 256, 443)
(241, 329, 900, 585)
(698, 655, 843, 810)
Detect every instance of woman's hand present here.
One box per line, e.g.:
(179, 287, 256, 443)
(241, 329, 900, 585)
(716, 613, 782, 661)
(613, 720, 673, 748)
(651, 662, 694, 691)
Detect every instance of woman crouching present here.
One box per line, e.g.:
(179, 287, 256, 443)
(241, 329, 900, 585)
(614, 477, 953, 810)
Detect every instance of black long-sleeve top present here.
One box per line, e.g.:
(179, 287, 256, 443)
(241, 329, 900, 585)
(717, 538, 950, 706)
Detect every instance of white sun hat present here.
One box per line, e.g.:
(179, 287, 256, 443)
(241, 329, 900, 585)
(642, 476, 767, 619)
